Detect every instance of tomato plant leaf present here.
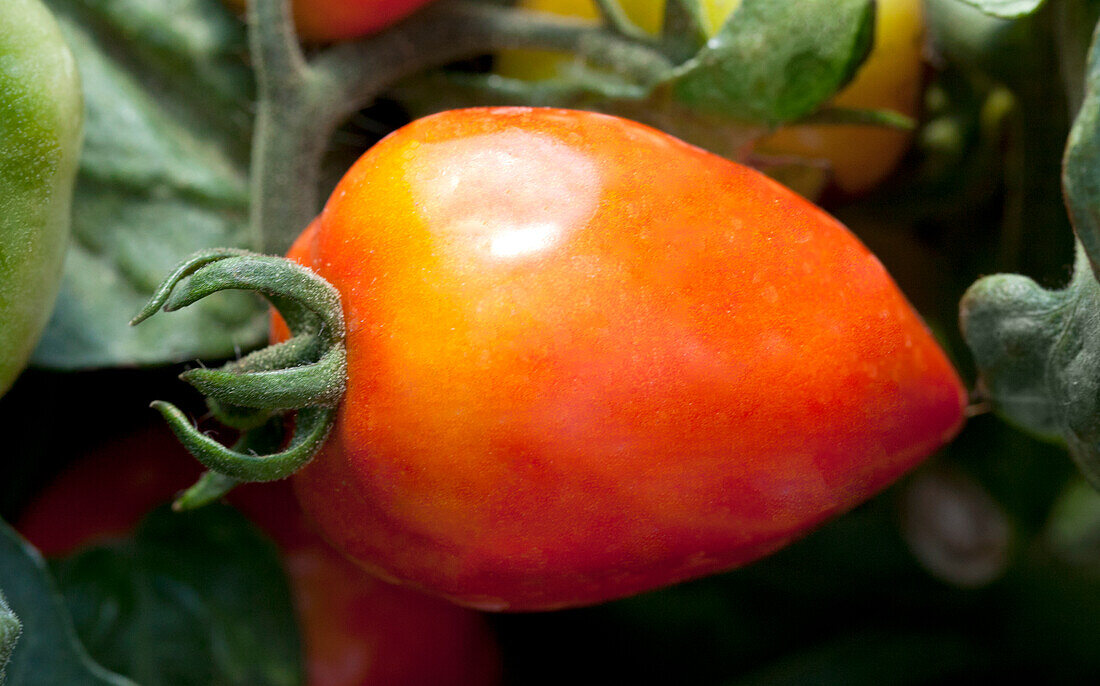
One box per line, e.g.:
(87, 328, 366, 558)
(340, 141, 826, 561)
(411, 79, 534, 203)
(49, 505, 302, 686)
(1065, 20, 1100, 277)
(0, 519, 136, 686)
(31, 0, 268, 370)
(961, 249, 1100, 470)
(956, 0, 1047, 19)
(0, 592, 19, 684)
(962, 16, 1100, 489)
(48, 505, 301, 686)
(663, 0, 874, 125)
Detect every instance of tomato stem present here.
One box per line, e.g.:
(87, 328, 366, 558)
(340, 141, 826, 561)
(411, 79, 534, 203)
(591, 0, 652, 42)
(175, 470, 242, 511)
(173, 420, 287, 511)
(797, 106, 916, 130)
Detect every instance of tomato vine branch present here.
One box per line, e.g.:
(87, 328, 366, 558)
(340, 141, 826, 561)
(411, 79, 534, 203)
(249, 0, 675, 254)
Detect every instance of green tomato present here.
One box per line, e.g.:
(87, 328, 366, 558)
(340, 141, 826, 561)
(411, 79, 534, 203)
(0, 0, 82, 396)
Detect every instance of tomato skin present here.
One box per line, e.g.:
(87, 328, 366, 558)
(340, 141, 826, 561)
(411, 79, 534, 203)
(0, 0, 82, 396)
(495, 0, 924, 197)
(17, 427, 502, 686)
(285, 107, 966, 611)
(223, 0, 437, 43)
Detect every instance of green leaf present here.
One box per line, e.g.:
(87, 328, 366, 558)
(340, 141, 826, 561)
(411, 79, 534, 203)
(962, 17, 1100, 489)
(961, 250, 1100, 470)
(1045, 478, 1100, 568)
(956, 0, 1047, 19)
(31, 0, 268, 369)
(1065, 18, 1100, 277)
(0, 592, 20, 684)
(50, 505, 302, 686)
(0, 518, 135, 686)
(663, 0, 874, 125)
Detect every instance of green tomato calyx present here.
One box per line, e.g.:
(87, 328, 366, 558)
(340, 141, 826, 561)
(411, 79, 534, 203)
(131, 249, 347, 509)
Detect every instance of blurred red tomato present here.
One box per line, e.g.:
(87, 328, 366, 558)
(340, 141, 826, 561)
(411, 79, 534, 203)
(223, 0, 437, 43)
(17, 425, 502, 686)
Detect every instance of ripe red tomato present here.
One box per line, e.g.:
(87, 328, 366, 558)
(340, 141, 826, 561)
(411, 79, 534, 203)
(222, 0, 437, 43)
(281, 107, 967, 611)
(17, 426, 502, 686)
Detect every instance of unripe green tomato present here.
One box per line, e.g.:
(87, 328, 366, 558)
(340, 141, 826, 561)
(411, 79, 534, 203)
(496, 0, 924, 196)
(0, 0, 82, 396)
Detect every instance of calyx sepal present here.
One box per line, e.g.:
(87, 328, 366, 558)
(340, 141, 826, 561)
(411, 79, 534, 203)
(132, 249, 347, 508)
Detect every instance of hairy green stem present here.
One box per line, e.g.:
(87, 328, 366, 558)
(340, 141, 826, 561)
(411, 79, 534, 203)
(248, 0, 332, 254)
(317, 2, 673, 104)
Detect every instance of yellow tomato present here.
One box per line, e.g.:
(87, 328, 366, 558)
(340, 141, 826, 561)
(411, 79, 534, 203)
(496, 0, 925, 196)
